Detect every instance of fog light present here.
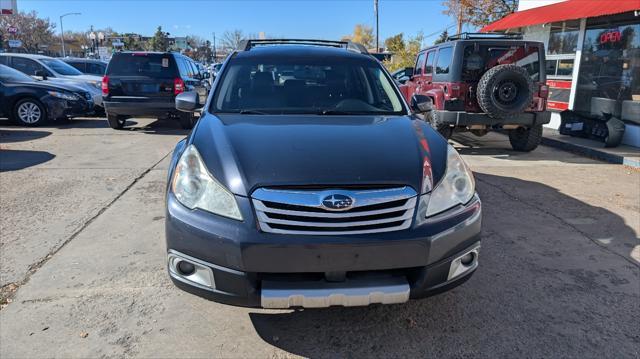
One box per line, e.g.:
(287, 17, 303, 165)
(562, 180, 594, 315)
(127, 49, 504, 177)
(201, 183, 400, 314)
(460, 252, 475, 266)
(177, 260, 196, 276)
(447, 244, 480, 281)
(168, 251, 215, 290)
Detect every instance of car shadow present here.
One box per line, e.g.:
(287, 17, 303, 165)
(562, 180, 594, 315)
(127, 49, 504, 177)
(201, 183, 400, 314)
(450, 132, 609, 164)
(248, 173, 639, 357)
(0, 149, 55, 171)
(0, 129, 52, 144)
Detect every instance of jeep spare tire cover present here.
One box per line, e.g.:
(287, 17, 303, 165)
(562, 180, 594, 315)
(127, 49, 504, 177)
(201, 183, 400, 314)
(477, 64, 534, 119)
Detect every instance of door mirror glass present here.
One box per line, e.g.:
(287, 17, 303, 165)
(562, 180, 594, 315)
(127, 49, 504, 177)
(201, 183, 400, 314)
(410, 94, 433, 113)
(403, 67, 413, 78)
(34, 70, 48, 80)
(175, 91, 199, 112)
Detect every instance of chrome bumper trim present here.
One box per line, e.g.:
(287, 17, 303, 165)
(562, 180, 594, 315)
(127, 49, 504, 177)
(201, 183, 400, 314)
(261, 277, 410, 308)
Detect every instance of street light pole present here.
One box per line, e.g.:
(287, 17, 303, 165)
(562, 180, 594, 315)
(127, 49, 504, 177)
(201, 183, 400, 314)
(374, 0, 379, 53)
(60, 12, 81, 57)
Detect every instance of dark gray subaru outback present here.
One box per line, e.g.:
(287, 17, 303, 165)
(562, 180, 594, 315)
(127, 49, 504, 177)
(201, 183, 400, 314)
(165, 39, 481, 308)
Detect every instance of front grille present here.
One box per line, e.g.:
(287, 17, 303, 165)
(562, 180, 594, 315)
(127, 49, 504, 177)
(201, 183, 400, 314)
(251, 187, 417, 235)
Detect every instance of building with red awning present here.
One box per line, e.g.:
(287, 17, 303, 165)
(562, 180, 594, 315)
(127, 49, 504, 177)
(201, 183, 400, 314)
(482, 0, 640, 147)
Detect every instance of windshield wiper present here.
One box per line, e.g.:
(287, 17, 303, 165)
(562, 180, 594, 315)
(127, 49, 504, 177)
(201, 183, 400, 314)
(238, 109, 270, 115)
(316, 109, 370, 115)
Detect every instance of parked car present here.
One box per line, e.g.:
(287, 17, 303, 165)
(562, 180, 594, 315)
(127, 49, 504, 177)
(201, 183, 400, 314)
(62, 58, 108, 76)
(165, 39, 481, 309)
(399, 33, 551, 151)
(102, 51, 209, 129)
(0, 53, 103, 108)
(0, 64, 94, 126)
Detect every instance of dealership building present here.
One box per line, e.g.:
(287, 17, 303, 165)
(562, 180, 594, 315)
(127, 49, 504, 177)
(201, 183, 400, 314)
(482, 0, 640, 147)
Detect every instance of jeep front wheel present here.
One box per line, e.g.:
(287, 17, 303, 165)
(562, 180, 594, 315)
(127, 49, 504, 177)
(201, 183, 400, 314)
(508, 125, 543, 152)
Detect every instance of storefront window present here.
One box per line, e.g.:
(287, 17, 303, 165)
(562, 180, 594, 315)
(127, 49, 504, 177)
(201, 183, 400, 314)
(575, 13, 640, 115)
(548, 20, 580, 55)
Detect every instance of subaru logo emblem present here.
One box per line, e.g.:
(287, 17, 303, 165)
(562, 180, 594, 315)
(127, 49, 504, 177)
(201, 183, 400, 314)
(321, 194, 354, 211)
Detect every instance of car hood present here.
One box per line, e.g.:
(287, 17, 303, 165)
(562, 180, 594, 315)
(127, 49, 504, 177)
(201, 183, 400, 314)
(11, 80, 89, 93)
(191, 114, 447, 197)
(50, 75, 102, 92)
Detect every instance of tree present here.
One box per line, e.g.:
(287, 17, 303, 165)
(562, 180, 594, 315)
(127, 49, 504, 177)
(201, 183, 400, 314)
(434, 30, 449, 45)
(0, 10, 56, 52)
(382, 32, 424, 72)
(147, 26, 169, 51)
(220, 29, 245, 51)
(342, 24, 374, 49)
(442, 0, 518, 31)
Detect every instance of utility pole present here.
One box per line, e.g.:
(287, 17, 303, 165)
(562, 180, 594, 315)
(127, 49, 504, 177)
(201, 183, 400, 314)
(456, 0, 463, 35)
(212, 32, 217, 62)
(60, 12, 81, 57)
(374, 0, 379, 52)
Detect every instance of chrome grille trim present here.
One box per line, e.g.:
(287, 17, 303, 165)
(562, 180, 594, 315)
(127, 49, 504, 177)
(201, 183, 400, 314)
(252, 187, 417, 235)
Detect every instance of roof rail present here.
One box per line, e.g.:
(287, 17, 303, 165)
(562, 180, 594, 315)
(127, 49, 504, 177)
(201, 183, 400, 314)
(237, 39, 369, 55)
(447, 32, 523, 41)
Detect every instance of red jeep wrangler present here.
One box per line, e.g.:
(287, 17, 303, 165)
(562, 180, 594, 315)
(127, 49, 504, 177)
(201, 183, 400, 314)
(399, 33, 551, 151)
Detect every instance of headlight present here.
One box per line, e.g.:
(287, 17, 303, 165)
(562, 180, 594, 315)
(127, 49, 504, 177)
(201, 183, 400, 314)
(171, 145, 243, 220)
(47, 91, 79, 101)
(426, 145, 475, 217)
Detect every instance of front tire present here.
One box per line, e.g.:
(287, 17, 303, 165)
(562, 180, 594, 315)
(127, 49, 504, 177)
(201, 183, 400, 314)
(426, 110, 453, 139)
(13, 98, 47, 126)
(178, 112, 197, 130)
(508, 124, 543, 152)
(107, 114, 127, 129)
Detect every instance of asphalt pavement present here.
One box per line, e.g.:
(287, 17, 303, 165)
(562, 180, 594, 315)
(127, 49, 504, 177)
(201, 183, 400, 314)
(0, 117, 638, 358)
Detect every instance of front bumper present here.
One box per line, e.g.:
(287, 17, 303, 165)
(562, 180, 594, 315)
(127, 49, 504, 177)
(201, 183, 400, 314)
(44, 97, 94, 119)
(435, 110, 551, 127)
(165, 192, 482, 308)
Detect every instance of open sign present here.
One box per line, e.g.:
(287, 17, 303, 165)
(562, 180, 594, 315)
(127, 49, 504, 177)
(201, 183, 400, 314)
(600, 30, 621, 44)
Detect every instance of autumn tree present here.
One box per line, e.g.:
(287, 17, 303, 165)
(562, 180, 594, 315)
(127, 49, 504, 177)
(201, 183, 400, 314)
(0, 10, 56, 52)
(442, 0, 517, 32)
(342, 24, 374, 49)
(382, 32, 424, 72)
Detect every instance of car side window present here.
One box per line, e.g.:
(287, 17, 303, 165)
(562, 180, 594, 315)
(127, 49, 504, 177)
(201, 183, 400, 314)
(414, 52, 426, 76)
(12, 57, 46, 76)
(187, 61, 197, 78)
(87, 63, 105, 75)
(68, 62, 85, 72)
(425, 51, 435, 75)
(435, 47, 453, 74)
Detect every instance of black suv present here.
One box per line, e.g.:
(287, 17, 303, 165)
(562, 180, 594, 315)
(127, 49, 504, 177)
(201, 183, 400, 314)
(165, 40, 481, 308)
(400, 33, 551, 151)
(102, 52, 210, 129)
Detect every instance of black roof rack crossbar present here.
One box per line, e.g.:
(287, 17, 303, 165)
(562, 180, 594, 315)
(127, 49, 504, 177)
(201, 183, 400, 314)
(237, 39, 369, 55)
(447, 32, 523, 41)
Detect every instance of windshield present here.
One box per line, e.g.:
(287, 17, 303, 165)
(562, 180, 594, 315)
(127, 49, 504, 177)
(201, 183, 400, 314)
(0, 64, 35, 82)
(211, 56, 405, 115)
(40, 58, 84, 76)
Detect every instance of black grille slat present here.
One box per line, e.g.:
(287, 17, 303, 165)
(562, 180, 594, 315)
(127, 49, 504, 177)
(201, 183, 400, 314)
(265, 209, 407, 223)
(269, 221, 406, 232)
(261, 198, 409, 214)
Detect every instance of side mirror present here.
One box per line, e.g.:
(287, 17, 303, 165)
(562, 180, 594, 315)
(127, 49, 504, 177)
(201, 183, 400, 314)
(403, 67, 414, 78)
(175, 91, 199, 112)
(34, 70, 48, 80)
(203, 72, 210, 79)
(398, 76, 410, 84)
(410, 94, 433, 113)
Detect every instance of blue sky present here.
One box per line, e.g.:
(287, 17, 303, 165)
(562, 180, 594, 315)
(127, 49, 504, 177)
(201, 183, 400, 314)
(18, 0, 470, 45)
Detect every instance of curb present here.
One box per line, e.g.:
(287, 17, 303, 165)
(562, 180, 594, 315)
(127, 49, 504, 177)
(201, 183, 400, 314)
(541, 137, 640, 168)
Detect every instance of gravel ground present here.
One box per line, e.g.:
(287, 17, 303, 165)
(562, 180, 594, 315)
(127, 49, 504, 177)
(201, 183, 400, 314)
(0, 117, 638, 358)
